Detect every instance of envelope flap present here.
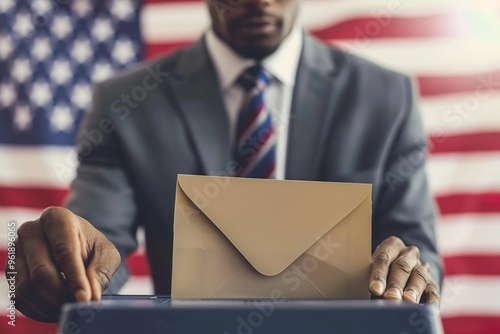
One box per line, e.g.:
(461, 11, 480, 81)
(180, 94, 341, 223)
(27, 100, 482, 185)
(177, 175, 371, 276)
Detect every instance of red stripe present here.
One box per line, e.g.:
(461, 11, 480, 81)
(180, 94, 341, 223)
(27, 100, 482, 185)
(444, 254, 500, 276)
(313, 13, 472, 40)
(418, 70, 500, 96)
(126, 251, 151, 276)
(145, 41, 191, 60)
(429, 132, 500, 154)
(442, 316, 500, 334)
(0, 315, 57, 334)
(237, 102, 264, 144)
(437, 193, 500, 215)
(0, 186, 68, 209)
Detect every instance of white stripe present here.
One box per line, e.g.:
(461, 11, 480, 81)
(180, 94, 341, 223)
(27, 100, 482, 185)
(142, 2, 209, 42)
(298, 0, 490, 30)
(142, 0, 489, 43)
(441, 276, 500, 316)
(0, 208, 41, 246)
(0, 277, 11, 310)
(0, 145, 76, 187)
(0, 207, 43, 226)
(437, 214, 500, 255)
(427, 153, 500, 195)
(118, 276, 154, 295)
(137, 226, 146, 248)
(335, 38, 500, 75)
(421, 93, 500, 135)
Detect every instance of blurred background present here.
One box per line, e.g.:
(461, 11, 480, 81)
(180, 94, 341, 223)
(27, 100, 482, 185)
(0, 0, 499, 333)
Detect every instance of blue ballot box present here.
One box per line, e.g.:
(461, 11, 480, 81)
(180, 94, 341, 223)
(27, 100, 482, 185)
(58, 295, 443, 334)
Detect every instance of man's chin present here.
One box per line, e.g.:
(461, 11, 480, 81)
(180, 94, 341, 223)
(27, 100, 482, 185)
(232, 41, 280, 60)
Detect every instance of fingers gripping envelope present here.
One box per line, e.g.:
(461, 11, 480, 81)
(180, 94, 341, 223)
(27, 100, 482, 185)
(172, 175, 372, 299)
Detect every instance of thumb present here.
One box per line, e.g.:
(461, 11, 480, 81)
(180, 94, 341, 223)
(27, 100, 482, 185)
(85, 243, 121, 301)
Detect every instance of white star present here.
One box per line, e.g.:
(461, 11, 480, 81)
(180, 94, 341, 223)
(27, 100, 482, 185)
(112, 39, 135, 65)
(12, 58, 31, 83)
(71, 83, 91, 109)
(50, 105, 74, 133)
(0, 0, 14, 13)
(111, 0, 134, 21)
(50, 59, 72, 85)
(32, 0, 52, 14)
(32, 37, 51, 61)
(91, 18, 113, 42)
(72, 0, 92, 18)
(0, 34, 13, 60)
(51, 15, 72, 40)
(13, 13, 34, 37)
(92, 62, 114, 82)
(71, 38, 92, 64)
(13, 105, 32, 131)
(31, 81, 52, 107)
(0, 82, 16, 107)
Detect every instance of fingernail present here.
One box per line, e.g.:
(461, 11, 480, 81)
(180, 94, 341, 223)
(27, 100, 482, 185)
(385, 288, 402, 299)
(370, 281, 385, 295)
(404, 290, 417, 302)
(75, 289, 90, 302)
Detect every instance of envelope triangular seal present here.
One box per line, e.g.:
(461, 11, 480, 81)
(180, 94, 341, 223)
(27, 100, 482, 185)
(177, 175, 371, 276)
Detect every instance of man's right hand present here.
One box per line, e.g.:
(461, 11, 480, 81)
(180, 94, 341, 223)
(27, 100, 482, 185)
(5, 207, 121, 322)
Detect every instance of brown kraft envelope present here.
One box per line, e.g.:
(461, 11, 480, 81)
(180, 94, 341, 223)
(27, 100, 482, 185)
(171, 174, 371, 299)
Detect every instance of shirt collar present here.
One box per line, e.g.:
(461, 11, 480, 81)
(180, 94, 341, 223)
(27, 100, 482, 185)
(205, 25, 303, 90)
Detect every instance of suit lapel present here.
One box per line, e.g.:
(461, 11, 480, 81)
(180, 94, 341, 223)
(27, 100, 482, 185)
(286, 34, 340, 180)
(167, 34, 342, 179)
(167, 39, 231, 175)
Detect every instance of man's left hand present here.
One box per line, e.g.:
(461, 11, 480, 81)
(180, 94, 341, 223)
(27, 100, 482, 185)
(369, 236, 441, 308)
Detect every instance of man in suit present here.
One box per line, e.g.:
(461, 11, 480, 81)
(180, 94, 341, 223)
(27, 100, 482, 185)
(9, 0, 441, 322)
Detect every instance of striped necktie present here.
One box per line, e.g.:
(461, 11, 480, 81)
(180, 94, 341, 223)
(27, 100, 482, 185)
(232, 65, 276, 178)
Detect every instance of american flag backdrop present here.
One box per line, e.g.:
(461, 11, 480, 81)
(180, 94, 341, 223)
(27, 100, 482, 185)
(0, 0, 499, 333)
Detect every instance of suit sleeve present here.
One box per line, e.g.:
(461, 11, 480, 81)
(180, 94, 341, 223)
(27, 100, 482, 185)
(373, 76, 443, 287)
(64, 82, 138, 293)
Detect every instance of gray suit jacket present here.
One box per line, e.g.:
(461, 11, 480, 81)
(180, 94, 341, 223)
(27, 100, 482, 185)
(65, 32, 443, 294)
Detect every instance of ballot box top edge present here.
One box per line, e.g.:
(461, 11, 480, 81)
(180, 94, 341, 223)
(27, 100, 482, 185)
(61, 295, 436, 313)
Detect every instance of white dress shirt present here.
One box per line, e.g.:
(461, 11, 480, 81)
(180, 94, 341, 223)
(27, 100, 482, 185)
(205, 26, 303, 180)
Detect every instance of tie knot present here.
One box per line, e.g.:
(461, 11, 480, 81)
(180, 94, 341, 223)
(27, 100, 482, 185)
(237, 65, 270, 92)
